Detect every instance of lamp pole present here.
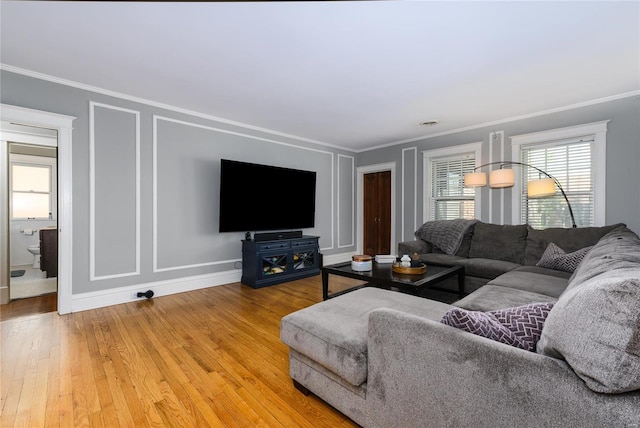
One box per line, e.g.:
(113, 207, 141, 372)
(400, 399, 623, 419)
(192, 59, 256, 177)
(472, 161, 577, 228)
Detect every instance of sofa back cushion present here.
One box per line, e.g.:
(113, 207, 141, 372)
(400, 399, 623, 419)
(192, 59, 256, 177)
(537, 227, 640, 394)
(468, 223, 527, 264)
(524, 223, 624, 266)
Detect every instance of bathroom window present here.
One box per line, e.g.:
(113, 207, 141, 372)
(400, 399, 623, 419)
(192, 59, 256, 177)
(10, 156, 55, 220)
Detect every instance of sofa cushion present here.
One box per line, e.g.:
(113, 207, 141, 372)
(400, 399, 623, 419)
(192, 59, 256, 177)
(524, 223, 624, 266)
(537, 227, 640, 394)
(469, 223, 528, 264)
(280, 287, 451, 387)
(487, 266, 570, 298)
(418, 253, 519, 280)
(454, 284, 558, 312)
(535, 242, 593, 273)
(566, 226, 640, 292)
(537, 273, 640, 393)
(441, 302, 554, 352)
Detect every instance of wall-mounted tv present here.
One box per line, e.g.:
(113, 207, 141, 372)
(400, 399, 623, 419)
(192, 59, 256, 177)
(218, 159, 317, 233)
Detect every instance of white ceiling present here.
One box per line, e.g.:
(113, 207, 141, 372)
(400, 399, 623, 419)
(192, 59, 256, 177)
(1, 1, 638, 152)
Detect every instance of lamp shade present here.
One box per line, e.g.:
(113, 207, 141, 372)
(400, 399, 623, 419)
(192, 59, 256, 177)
(528, 178, 556, 198)
(489, 168, 514, 188)
(464, 172, 487, 187)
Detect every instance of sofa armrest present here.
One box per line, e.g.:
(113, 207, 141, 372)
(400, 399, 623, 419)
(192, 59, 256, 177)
(366, 308, 639, 428)
(397, 239, 432, 255)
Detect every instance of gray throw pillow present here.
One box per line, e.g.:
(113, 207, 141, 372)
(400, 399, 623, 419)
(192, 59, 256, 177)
(441, 302, 555, 352)
(537, 273, 640, 394)
(468, 223, 528, 264)
(536, 242, 593, 273)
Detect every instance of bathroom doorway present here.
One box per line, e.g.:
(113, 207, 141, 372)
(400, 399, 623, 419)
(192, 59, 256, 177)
(5, 132, 58, 301)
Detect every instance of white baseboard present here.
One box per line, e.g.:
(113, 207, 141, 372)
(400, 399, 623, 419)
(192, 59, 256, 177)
(67, 252, 356, 313)
(322, 251, 355, 266)
(71, 269, 242, 313)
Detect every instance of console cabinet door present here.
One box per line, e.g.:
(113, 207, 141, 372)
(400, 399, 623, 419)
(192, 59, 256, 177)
(363, 171, 391, 256)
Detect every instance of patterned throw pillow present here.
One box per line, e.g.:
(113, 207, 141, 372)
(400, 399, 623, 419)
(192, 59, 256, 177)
(440, 302, 555, 352)
(536, 242, 593, 272)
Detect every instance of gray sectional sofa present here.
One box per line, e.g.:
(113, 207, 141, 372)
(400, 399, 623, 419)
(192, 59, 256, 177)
(280, 224, 640, 427)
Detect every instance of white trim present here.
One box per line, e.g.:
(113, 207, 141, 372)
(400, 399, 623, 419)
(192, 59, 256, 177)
(356, 162, 396, 255)
(4, 65, 636, 155)
(337, 154, 355, 249)
(489, 131, 506, 224)
(152, 115, 335, 272)
(401, 147, 418, 242)
(0, 104, 75, 314)
(510, 121, 609, 226)
(8, 153, 57, 220)
(89, 102, 141, 281)
(71, 270, 242, 313)
(0, 64, 349, 151)
(421, 142, 482, 224)
(371, 91, 637, 152)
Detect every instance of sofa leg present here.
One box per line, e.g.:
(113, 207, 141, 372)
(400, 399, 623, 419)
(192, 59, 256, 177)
(293, 379, 311, 396)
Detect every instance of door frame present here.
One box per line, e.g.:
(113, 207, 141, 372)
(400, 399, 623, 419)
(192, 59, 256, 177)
(356, 162, 396, 255)
(1, 104, 75, 314)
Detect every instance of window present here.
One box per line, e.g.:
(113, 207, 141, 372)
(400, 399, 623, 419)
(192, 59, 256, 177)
(511, 121, 607, 228)
(423, 143, 481, 221)
(10, 155, 55, 220)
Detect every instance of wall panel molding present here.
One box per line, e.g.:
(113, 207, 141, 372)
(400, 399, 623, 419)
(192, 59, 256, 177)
(401, 147, 417, 242)
(337, 154, 355, 248)
(152, 115, 335, 272)
(89, 101, 140, 280)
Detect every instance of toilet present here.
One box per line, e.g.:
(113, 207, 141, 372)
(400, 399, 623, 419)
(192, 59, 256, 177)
(27, 244, 41, 269)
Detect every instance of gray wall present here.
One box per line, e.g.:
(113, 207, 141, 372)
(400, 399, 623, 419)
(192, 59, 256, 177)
(358, 95, 640, 246)
(2, 69, 638, 297)
(1, 70, 357, 294)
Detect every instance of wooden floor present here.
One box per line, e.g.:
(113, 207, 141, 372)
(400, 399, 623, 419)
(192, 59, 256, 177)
(0, 276, 359, 427)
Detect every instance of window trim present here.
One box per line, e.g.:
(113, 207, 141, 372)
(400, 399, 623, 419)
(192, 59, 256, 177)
(422, 142, 482, 223)
(510, 121, 608, 227)
(9, 153, 57, 220)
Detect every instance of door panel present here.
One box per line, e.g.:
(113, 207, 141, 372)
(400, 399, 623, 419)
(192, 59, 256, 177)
(363, 171, 391, 255)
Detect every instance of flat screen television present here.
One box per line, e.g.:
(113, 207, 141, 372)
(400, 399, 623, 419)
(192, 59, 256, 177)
(218, 159, 317, 233)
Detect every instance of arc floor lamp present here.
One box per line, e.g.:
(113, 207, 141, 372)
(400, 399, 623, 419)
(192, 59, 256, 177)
(464, 161, 577, 228)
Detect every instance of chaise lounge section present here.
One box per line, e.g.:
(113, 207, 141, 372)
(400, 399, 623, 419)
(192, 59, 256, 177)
(280, 224, 640, 427)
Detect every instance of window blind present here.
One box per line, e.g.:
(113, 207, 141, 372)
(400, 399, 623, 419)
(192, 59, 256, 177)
(521, 139, 594, 228)
(430, 154, 476, 221)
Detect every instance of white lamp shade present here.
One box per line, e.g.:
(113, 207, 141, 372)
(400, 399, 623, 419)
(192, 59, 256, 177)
(528, 178, 556, 198)
(489, 169, 514, 188)
(464, 172, 487, 187)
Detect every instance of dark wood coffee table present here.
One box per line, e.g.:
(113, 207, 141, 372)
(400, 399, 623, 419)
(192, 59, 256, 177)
(322, 261, 465, 300)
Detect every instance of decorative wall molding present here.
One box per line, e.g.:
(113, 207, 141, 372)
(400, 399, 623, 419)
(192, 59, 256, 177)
(152, 115, 335, 272)
(89, 101, 141, 281)
(337, 154, 355, 248)
(401, 147, 417, 242)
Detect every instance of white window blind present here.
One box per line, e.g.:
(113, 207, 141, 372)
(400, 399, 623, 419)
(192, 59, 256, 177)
(430, 153, 476, 220)
(521, 139, 594, 228)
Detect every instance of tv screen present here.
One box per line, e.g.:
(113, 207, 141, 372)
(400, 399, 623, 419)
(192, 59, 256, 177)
(218, 159, 317, 233)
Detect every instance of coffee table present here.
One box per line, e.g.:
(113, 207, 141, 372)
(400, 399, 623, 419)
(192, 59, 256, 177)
(322, 261, 465, 301)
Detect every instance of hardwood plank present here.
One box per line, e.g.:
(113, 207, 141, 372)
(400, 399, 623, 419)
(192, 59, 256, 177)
(0, 275, 359, 428)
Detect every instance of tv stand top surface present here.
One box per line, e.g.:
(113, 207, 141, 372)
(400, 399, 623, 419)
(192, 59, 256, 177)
(253, 230, 304, 242)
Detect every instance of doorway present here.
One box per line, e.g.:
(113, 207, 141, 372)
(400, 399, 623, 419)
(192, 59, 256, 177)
(7, 142, 58, 301)
(363, 170, 391, 255)
(356, 162, 396, 256)
(1, 104, 74, 314)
